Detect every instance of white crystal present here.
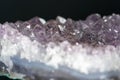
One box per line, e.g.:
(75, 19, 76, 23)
(58, 25, 65, 31)
(57, 16, 66, 24)
(1, 27, 120, 74)
(26, 25, 31, 29)
(39, 18, 46, 24)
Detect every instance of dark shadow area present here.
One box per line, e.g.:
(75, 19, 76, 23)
(0, 76, 21, 80)
(0, 0, 119, 23)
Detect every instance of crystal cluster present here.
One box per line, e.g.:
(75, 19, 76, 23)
(10, 14, 120, 46)
(0, 14, 120, 80)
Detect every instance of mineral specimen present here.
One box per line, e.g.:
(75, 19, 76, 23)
(0, 14, 120, 80)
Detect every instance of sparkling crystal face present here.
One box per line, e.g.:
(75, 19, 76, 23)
(13, 14, 120, 46)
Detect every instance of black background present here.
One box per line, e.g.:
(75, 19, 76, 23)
(0, 0, 119, 23)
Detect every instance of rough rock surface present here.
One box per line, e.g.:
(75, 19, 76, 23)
(0, 14, 120, 80)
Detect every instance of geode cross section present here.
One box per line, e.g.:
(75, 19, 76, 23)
(0, 14, 120, 80)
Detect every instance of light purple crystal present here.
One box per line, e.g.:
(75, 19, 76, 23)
(0, 14, 120, 80)
(6, 14, 120, 46)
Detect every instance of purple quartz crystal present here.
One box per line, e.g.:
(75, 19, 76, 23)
(17, 14, 120, 46)
(10, 14, 120, 46)
(0, 14, 120, 80)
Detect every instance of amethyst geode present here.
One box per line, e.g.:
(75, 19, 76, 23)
(15, 14, 120, 46)
(0, 14, 120, 80)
